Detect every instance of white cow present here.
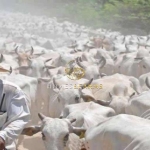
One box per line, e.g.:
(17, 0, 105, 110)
(76, 56, 106, 79)
(46, 77, 94, 118)
(126, 77, 150, 118)
(139, 72, 150, 91)
(22, 114, 150, 150)
(61, 101, 116, 128)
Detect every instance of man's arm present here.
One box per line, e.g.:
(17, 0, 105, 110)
(0, 89, 30, 148)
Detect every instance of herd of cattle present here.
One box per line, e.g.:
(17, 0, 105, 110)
(0, 11, 150, 150)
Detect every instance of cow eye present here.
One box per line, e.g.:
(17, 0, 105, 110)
(143, 65, 146, 68)
(75, 96, 80, 103)
(64, 133, 69, 142)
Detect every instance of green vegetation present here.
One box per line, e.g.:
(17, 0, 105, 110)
(4, 0, 150, 34)
(61, 0, 150, 34)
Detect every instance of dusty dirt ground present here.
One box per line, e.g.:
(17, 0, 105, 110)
(17, 133, 45, 150)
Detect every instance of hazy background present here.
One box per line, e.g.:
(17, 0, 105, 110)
(0, 0, 150, 35)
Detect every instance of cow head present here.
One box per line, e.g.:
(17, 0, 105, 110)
(47, 77, 94, 117)
(22, 113, 86, 150)
(76, 57, 106, 79)
(90, 36, 113, 50)
(96, 83, 135, 114)
(90, 37, 104, 48)
(14, 47, 53, 77)
(53, 78, 94, 104)
(68, 39, 93, 52)
(139, 57, 150, 75)
(15, 46, 34, 67)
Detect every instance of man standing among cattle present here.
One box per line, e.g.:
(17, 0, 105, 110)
(0, 67, 30, 150)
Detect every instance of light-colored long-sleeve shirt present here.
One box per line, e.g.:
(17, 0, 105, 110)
(0, 79, 30, 150)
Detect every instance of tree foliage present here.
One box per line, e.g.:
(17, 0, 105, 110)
(100, 0, 150, 34)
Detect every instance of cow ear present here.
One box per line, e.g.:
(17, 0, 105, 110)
(38, 113, 46, 121)
(21, 126, 41, 136)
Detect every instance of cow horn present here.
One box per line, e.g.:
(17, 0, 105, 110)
(0, 54, 3, 63)
(30, 46, 34, 55)
(76, 57, 86, 69)
(72, 127, 86, 136)
(69, 118, 76, 123)
(130, 92, 136, 98)
(99, 56, 106, 68)
(53, 78, 60, 89)
(125, 44, 129, 50)
(94, 99, 112, 106)
(129, 77, 142, 94)
(109, 92, 112, 98)
(44, 59, 56, 69)
(9, 66, 12, 74)
(145, 77, 150, 89)
(81, 78, 93, 89)
(74, 49, 77, 53)
(100, 73, 107, 78)
(137, 43, 140, 49)
(113, 55, 117, 61)
(93, 99, 112, 106)
(67, 60, 76, 75)
(14, 46, 19, 55)
(38, 113, 46, 121)
(77, 57, 82, 62)
(45, 58, 52, 64)
(27, 56, 32, 62)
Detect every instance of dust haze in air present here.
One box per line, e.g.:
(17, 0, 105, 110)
(0, 0, 73, 24)
(0, 0, 56, 15)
